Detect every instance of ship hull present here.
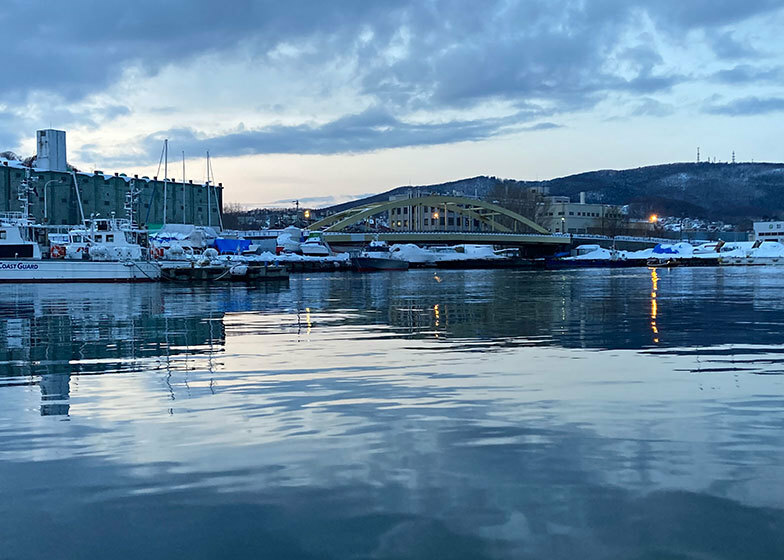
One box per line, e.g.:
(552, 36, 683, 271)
(352, 257, 409, 271)
(0, 260, 161, 282)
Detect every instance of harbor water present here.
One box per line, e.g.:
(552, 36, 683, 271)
(2, 268, 784, 559)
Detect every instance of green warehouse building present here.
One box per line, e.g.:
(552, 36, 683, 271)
(0, 130, 224, 228)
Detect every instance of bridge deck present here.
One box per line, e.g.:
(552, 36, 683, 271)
(323, 231, 671, 248)
(324, 232, 568, 245)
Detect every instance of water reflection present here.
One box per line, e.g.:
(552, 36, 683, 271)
(3, 268, 784, 419)
(1, 269, 784, 558)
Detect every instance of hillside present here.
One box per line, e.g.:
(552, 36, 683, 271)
(321, 162, 784, 222)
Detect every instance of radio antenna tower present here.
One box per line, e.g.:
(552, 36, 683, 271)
(696, 147, 700, 164)
(732, 150, 736, 164)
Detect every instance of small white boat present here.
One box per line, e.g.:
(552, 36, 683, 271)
(389, 243, 506, 267)
(718, 241, 784, 266)
(300, 232, 331, 256)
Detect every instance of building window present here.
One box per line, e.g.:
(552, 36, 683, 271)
(106, 235, 114, 242)
(0, 231, 5, 240)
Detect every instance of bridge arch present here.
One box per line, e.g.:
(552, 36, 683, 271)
(309, 195, 549, 234)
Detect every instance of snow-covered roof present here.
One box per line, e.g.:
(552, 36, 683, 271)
(0, 158, 27, 170)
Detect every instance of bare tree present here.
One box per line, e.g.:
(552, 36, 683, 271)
(222, 202, 245, 229)
(593, 205, 628, 237)
(486, 183, 551, 231)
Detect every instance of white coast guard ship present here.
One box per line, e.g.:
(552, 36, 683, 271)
(0, 213, 160, 282)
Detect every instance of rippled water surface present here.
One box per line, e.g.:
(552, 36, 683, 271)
(2, 268, 784, 559)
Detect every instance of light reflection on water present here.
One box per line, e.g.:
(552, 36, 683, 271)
(2, 268, 784, 559)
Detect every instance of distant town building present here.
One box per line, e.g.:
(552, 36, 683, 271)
(753, 221, 784, 243)
(0, 130, 224, 227)
(538, 193, 653, 235)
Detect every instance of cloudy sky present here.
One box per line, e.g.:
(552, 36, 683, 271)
(2, 0, 784, 207)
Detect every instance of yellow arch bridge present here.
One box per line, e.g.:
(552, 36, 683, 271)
(309, 196, 664, 252)
(310, 195, 549, 233)
(310, 195, 564, 250)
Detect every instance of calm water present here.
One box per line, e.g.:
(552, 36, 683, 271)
(2, 268, 784, 559)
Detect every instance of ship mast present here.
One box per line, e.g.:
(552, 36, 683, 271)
(206, 151, 212, 228)
(182, 151, 186, 223)
(163, 139, 168, 225)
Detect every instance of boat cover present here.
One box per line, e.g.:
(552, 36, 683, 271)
(214, 238, 251, 254)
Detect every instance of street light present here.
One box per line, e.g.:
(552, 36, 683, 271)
(43, 178, 66, 223)
(304, 209, 311, 220)
(561, 216, 565, 233)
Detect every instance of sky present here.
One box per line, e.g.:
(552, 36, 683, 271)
(2, 0, 784, 208)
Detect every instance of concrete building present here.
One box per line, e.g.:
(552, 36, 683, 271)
(753, 221, 784, 243)
(0, 130, 224, 228)
(35, 129, 67, 172)
(539, 192, 653, 235)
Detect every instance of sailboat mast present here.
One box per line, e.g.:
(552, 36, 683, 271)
(208, 154, 222, 230)
(206, 150, 211, 227)
(163, 139, 168, 225)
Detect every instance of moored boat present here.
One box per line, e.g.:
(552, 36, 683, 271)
(300, 232, 331, 256)
(353, 240, 409, 271)
(0, 214, 160, 282)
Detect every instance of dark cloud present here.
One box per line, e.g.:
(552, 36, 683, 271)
(137, 107, 557, 159)
(4, 0, 778, 104)
(643, 0, 782, 28)
(711, 64, 783, 84)
(631, 98, 675, 117)
(707, 30, 760, 59)
(520, 122, 562, 131)
(704, 96, 784, 115)
(2, 1, 783, 158)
